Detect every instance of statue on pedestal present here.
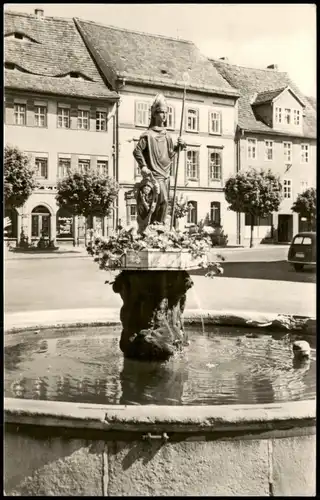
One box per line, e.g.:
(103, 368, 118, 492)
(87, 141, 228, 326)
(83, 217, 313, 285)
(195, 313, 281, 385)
(133, 93, 186, 232)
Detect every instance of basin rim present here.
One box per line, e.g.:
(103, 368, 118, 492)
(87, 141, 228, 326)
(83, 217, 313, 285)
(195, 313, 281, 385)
(5, 307, 315, 334)
(4, 308, 316, 432)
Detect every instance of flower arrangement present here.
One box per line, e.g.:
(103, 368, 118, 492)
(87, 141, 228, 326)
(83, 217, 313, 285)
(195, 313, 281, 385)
(87, 223, 224, 278)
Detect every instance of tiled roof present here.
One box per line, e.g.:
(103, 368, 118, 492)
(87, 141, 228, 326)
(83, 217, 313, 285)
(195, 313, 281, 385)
(4, 11, 118, 100)
(252, 87, 287, 105)
(4, 70, 118, 100)
(306, 96, 316, 110)
(211, 60, 316, 139)
(74, 18, 239, 97)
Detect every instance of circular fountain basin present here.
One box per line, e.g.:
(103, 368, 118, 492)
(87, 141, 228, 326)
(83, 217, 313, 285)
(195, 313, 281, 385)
(4, 312, 316, 497)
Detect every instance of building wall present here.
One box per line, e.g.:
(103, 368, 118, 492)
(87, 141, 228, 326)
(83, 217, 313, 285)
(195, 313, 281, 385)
(117, 84, 238, 244)
(5, 90, 116, 244)
(239, 131, 316, 244)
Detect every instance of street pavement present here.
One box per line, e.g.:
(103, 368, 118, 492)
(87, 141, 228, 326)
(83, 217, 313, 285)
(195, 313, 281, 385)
(5, 246, 316, 317)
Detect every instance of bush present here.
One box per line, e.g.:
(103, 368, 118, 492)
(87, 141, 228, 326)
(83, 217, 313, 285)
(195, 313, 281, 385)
(209, 225, 229, 247)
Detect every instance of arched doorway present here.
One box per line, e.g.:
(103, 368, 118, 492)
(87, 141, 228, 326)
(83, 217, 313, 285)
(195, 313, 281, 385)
(4, 208, 18, 239)
(56, 207, 73, 240)
(31, 205, 51, 239)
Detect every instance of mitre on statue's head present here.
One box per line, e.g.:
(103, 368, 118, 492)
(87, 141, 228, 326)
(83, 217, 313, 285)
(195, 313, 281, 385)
(151, 93, 168, 116)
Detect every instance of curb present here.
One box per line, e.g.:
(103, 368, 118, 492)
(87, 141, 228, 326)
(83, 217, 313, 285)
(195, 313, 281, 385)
(5, 307, 316, 334)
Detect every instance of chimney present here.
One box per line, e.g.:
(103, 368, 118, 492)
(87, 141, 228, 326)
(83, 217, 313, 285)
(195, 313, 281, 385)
(219, 57, 229, 61)
(267, 64, 278, 71)
(34, 8, 44, 18)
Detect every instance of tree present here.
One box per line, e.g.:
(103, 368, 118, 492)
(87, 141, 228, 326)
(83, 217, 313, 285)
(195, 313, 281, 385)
(291, 187, 316, 231)
(56, 170, 119, 242)
(168, 193, 190, 227)
(224, 168, 282, 248)
(4, 145, 38, 210)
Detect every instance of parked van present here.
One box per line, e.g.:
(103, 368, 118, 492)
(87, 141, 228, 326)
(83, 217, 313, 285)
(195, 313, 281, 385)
(287, 232, 316, 271)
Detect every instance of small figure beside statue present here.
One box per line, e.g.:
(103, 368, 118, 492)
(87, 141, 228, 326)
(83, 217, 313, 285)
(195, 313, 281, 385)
(133, 93, 186, 233)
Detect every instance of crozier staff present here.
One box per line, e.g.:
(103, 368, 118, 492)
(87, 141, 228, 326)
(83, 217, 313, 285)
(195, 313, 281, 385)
(133, 94, 186, 229)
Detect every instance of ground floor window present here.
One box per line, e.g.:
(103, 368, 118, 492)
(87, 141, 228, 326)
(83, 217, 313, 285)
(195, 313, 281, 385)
(126, 204, 137, 225)
(56, 208, 73, 239)
(210, 202, 221, 226)
(31, 205, 51, 238)
(187, 201, 197, 224)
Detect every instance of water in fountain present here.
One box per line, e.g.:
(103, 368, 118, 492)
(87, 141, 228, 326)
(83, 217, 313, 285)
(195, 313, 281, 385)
(5, 324, 316, 406)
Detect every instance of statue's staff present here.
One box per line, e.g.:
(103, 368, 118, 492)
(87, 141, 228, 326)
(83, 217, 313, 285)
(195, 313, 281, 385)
(170, 72, 189, 230)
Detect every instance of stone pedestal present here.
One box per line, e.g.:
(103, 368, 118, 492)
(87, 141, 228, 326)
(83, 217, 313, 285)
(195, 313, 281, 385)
(113, 271, 193, 361)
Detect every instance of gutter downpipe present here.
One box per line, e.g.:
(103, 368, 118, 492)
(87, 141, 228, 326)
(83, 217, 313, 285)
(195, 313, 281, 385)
(115, 99, 120, 230)
(236, 128, 244, 245)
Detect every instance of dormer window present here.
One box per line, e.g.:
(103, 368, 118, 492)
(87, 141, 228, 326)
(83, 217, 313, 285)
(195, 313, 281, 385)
(5, 32, 38, 43)
(70, 72, 80, 79)
(5, 62, 15, 70)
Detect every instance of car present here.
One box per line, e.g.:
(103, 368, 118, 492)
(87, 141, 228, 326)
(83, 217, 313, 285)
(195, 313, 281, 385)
(287, 231, 316, 272)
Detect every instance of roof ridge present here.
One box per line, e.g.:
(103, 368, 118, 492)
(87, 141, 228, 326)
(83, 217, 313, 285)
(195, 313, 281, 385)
(74, 17, 194, 45)
(5, 9, 75, 23)
(210, 58, 289, 75)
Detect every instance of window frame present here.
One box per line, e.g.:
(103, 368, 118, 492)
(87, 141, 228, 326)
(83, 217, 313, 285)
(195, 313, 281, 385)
(77, 109, 90, 130)
(247, 138, 257, 160)
(14, 103, 26, 125)
(283, 178, 292, 199)
(275, 106, 282, 124)
(293, 109, 300, 126)
(264, 140, 273, 161)
(187, 200, 198, 224)
(209, 109, 222, 135)
(166, 105, 175, 130)
(135, 101, 151, 127)
(57, 107, 70, 129)
(301, 143, 309, 164)
(34, 105, 47, 128)
(186, 107, 199, 133)
(283, 141, 292, 163)
(208, 148, 222, 181)
(284, 108, 291, 124)
(35, 157, 48, 179)
(58, 158, 71, 178)
(185, 147, 200, 181)
(78, 159, 91, 174)
(210, 201, 221, 225)
(96, 111, 107, 132)
(96, 160, 108, 176)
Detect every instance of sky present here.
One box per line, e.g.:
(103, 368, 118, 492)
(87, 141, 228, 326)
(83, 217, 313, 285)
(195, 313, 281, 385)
(5, 3, 317, 97)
